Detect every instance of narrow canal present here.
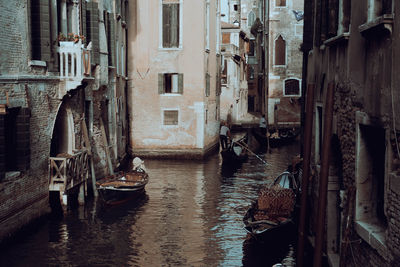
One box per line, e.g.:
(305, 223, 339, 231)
(1, 141, 300, 267)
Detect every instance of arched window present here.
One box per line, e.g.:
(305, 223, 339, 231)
(275, 35, 286, 65)
(248, 11, 255, 27)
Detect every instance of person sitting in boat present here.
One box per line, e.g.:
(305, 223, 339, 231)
(132, 157, 146, 173)
(219, 121, 231, 150)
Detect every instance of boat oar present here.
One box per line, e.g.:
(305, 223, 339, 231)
(233, 140, 269, 166)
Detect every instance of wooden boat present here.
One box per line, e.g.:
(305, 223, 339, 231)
(96, 170, 149, 206)
(243, 170, 299, 241)
(221, 137, 248, 165)
(252, 128, 299, 149)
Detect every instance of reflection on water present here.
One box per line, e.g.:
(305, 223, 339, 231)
(0, 141, 300, 267)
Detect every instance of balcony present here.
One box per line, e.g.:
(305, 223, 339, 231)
(57, 40, 91, 98)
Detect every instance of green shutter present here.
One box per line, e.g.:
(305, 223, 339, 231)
(30, 0, 51, 61)
(39, 0, 51, 62)
(15, 108, 31, 171)
(108, 13, 116, 66)
(81, 1, 87, 44)
(206, 73, 210, 96)
(87, 2, 99, 65)
(162, 4, 171, 47)
(158, 73, 164, 94)
(170, 4, 179, 47)
(178, 73, 183, 94)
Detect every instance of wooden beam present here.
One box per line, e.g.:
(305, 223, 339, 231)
(81, 116, 98, 197)
(100, 118, 114, 176)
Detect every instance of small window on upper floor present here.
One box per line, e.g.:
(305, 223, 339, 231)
(162, 0, 180, 48)
(234, 4, 238, 11)
(284, 79, 300, 96)
(158, 73, 183, 94)
(276, 0, 286, 7)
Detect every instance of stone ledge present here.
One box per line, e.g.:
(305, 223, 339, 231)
(355, 220, 388, 259)
(359, 14, 394, 38)
(324, 32, 350, 47)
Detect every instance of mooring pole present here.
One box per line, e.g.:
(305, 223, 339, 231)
(313, 81, 335, 267)
(296, 83, 315, 267)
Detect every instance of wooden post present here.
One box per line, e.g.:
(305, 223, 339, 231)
(81, 117, 98, 197)
(100, 118, 114, 176)
(313, 81, 335, 267)
(296, 84, 315, 267)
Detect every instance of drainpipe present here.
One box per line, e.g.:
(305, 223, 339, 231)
(313, 81, 335, 267)
(296, 83, 315, 267)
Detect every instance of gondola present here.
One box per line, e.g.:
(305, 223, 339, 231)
(96, 170, 149, 206)
(252, 128, 299, 148)
(221, 137, 248, 165)
(243, 170, 299, 242)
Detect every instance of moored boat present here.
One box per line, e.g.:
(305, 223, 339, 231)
(96, 157, 149, 206)
(243, 170, 299, 242)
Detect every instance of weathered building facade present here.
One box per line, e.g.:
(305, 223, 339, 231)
(127, 0, 221, 159)
(302, 0, 400, 265)
(266, 0, 303, 130)
(0, 0, 128, 242)
(220, 22, 251, 125)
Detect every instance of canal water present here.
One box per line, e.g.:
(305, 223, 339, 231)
(0, 141, 300, 267)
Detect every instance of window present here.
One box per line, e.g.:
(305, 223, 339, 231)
(356, 122, 387, 242)
(0, 107, 31, 175)
(249, 40, 255, 56)
(276, 0, 286, 7)
(221, 60, 227, 84)
(163, 110, 179, 125)
(30, 0, 51, 61)
(162, 0, 180, 48)
(234, 4, 238, 11)
(275, 35, 286, 66)
(284, 79, 300, 96)
(368, 0, 392, 21)
(248, 11, 255, 27)
(158, 73, 183, 94)
(205, 73, 211, 96)
(248, 66, 255, 80)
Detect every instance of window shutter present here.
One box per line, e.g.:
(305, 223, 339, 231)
(328, 0, 338, 37)
(31, 0, 51, 62)
(108, 13, 116, 67)
(178, 73, 183, 94)
(206, 73, 210, 96)
(81, 1, 87, 44)
(163, 4, 171, 47)
(0, 115, 5, 180)
(158, 73, 165, 94)
(87, 2, 100, 65)
(16, 108, 31, 171)
(170, 4, 179, 47)
(164, 110, 178, 125)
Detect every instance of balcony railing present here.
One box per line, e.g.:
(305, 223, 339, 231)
(49, 149, 89, 193)
(57, 40, 91, 96)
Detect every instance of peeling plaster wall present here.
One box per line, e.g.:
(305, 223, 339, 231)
(128, 0, 219, 158)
